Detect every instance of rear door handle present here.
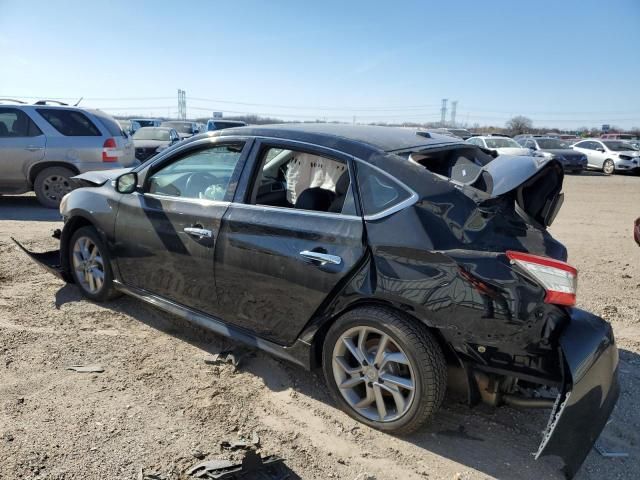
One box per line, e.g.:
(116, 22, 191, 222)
(25, 146, 44, 152)
(300, 250, 342, 265)
(184, 227, 213, 238)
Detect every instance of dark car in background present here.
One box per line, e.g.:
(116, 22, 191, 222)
(132, 127, 180, 162)
(15, 125, 618, 479)
(206, 119, 247, 132)
(519, 137, 587, 173)
(160, 121, 200, 140)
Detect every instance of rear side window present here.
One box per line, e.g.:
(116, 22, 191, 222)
(356, 162, 413, 217)
(90, 110, 125, 137)
(0, 108, 43, 138)
(37, 108, 101, 136)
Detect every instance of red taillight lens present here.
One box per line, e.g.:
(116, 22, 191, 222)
(506, 250, 577, 306)
(102, 138, 119, 162)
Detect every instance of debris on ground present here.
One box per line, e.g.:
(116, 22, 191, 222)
(66, 364, 105, 373)
(204, 349, 254, 370)
(594, 442, 629, 458)
(186, 451, 289, 479)
(220, 432, 260, 451)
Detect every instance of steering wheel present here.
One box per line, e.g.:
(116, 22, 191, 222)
(185, 172, 220, 198)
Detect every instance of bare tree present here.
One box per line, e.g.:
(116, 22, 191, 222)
(506, 116, 533, 134)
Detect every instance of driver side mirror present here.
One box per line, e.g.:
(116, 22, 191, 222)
(596, 147, 605, 153)
(115, 172, 138, 194)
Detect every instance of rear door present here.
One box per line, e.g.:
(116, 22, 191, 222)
(214, 139, 365, 345)
(113, 138, 251, 317)
(0, 107, 46, 191)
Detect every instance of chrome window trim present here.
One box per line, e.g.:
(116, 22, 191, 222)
(138, 191, 231, 208)
(246, 136, 419, 222)
(230, 202, 361, 221)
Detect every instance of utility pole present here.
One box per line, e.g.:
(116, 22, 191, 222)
(177, 89, 186, 120)
(450, 101, 458, 127)
(440, 99, 448, 127)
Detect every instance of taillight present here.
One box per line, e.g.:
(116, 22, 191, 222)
(102, 138, 119, 162)
(506, 250, 577, 306)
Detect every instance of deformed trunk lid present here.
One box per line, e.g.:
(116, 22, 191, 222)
(536, 308, 619, 478)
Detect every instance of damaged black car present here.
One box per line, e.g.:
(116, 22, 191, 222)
(14, 124, 619, 478)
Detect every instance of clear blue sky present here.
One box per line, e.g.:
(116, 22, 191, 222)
(1, 0, 639, 129)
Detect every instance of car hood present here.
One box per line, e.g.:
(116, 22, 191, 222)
(133, 139, 169, 148)
(72, 168, 133, 187)
(542, 148, 584, 157)
(493, 147, 531, 156)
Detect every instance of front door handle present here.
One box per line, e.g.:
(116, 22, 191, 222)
(300, 250, 342, 265)
(25, 146, 44, 152)
(184, 227, 213, 238)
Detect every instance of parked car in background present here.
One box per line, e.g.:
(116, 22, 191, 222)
(132, 126, 180, 162)
(15, 124, 618, 479)
(160, 120, 200, 139)
(117, 119, 133, 136)
(601, 133, 637, 140)
(130, 118, 162, 129)
(625, 139, 640, 150)
(206, 119, 247, 131)
(513, 134, 546, 143)
(432, 127, 474, 139)
(521, 137, 587, 173)
(467, 135, 532, 156)
(572, 139, 640, 174)
(0, 101, 135, 207)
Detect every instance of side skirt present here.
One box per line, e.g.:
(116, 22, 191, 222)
(113, 281, 312, 370)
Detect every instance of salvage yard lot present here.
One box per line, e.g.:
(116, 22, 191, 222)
(1, 173, 639, 480)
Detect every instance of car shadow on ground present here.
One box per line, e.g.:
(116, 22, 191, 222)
(54, 284, 636, 480)
(0, 195, 61, 221)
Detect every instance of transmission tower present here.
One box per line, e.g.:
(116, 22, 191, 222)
(177, 89, 186, 120)
(440, 99, 448, 127)
(450, 101, 458, 127)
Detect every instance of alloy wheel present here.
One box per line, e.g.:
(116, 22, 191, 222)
(72, 236, 105, 294)
(603, 160, 615, 175)
(332, 326, 416, 422)
(42, 174, 72, 202)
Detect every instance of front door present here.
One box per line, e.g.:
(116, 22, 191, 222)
(114, 140, 249, 317)
(214, 140, 366, 345)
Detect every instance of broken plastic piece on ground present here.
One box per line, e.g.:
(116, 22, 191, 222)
(66, 365, 105, 373)
(220, 432, 260, 451)
(186, 451, 294, 479)
(594, 442, 629, 458)
(204, 349, 254, 369)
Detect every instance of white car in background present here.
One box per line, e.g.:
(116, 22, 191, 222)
(571, 139, 640, 175)
(467, 135, 532, 156)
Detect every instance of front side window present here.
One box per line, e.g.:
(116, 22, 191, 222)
(37, 108, 101, 136)
(147, 143, 245, 201)
(250, 146, 356, 215)
(356, 161, 413, 217)
(0, 108, 42, 138)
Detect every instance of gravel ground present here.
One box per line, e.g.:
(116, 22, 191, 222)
(1, 171, 638, 480)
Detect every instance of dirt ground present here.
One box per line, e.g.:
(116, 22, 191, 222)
(1, 171, 638, 480)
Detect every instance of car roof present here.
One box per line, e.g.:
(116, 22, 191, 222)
(213, 123, 462, 153)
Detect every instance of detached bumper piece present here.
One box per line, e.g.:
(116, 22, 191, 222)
(186, 451, 291, 479)
(537, 308, 620, 479)
(12, 237, 71, 282)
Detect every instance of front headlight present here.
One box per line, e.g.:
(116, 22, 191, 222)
(619, 154, 632, 160)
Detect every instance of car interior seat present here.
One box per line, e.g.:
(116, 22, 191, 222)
(328, 172, 350, 213)
(295, 187, 336, 212)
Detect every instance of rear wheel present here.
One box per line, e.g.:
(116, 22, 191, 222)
(34, 166, 75, 208)
(69, 226, 119, 301)
(602, 159, 615, 175)
(322, 306, 446, 434)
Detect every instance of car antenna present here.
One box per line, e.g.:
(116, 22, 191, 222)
(74, 97, 83, 106)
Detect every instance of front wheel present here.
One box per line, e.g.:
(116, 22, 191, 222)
(322, 306, 446, 434)
(69, 226, 119, 301)
(602, 159, 615, 175)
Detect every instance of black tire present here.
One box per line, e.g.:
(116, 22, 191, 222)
(602, 159, 615, 175)
(68, 226, 120, 301)
(34, 166, 75, 208)
(322, 306, 446, 435)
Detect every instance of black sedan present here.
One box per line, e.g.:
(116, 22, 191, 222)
(15, 125, 618, 479)
(132, 127, 181, 162)
(519, 137, 588, 173)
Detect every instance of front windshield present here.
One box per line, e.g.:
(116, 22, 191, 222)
(133, 128, 170, 141)
(485, 138, 520, 149)
(536, 139, 571, 149)
(162, 122, 193, 134)
(604, 140, 637, 151)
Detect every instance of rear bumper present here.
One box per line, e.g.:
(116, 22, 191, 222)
(536, 307, 619, 478)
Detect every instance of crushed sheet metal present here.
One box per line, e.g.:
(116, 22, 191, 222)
(221, 432, 260, 451)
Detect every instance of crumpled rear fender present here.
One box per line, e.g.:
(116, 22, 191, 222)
(537, 307, 619, 479)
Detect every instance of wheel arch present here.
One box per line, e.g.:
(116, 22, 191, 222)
(307, 297, 459, 370)
(60, 214, 106, 279)
(28, 162, 80, 186)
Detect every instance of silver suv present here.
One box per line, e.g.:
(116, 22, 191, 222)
(0, 101, 136, 207)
